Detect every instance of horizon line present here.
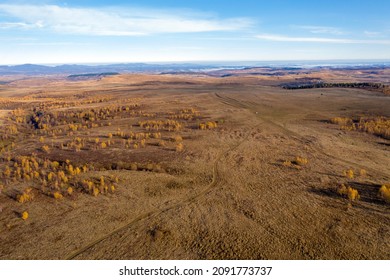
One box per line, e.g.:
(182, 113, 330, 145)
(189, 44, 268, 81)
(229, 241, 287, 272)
(3, 58, 390, 67)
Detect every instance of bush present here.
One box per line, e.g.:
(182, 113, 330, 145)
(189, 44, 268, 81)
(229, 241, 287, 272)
(330, 117, 353, 126)
(378, 184, 390, 203)
(337, 184, 360, 201)
(176, 143, 184, 152)
(343, 169, 354, 179)
(93, 187, 99, 197)
(359, 169, 367, 177)
(17, 188, 34, 203)
(294, 156, 308, 166)
(41, 145, 50, 153)
(53, 191, 63, 199)
(21, 211, 29, 220)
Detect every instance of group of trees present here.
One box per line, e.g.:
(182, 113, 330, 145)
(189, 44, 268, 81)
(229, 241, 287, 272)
(282, 82, 389, 93)
(282, 156, 309, 169)
(1, 154, 93, 200)
(330, 116, 390, 140)
(199, 121, 218, 130)
(0, 92, 225, 222)
(336, 168, 389, 204)
(169, 108, 201, 121)
(139, 119, 183, 131)
(78, 175, 117, 197)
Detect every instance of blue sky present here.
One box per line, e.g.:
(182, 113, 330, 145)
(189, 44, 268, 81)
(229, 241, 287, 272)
(1, 0, 390, 64)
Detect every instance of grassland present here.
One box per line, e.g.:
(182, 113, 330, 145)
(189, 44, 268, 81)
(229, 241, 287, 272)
(0, 71, 389, 259)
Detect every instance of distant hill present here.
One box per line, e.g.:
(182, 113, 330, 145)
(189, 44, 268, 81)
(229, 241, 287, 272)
(1, 61, 390, 76)
(0, 63, 217, 76)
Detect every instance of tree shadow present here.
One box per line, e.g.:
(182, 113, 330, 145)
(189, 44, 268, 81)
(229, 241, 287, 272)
(348, 182, 386, 206)
(377, 141, 390, 147)
(309, 182, 387, 207)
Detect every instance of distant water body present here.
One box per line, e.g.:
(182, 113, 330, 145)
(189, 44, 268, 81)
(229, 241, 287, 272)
(2, 60, 389, 75)
(196, 60, 390, 69)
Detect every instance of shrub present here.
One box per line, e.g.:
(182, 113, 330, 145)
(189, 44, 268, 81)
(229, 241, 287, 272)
(93, 187, 99, 197)
(337, 184, 360, 201)
(330, 117, 353, 126)
(53, 191, 63, 199)
(172, 135, 183, 142)
(295, 156, 308, 166)
(359, 169, 367, 177)
(41, 145, 50, 153)
(130, 163, 138, 171)
(21, 211, 29, 220)
(17, 188, 34, 203)
(378, 184, 390, 203)
(343, 169, 354, 179)
(199, 121, 217, 130)
(176, 143, 184, 152)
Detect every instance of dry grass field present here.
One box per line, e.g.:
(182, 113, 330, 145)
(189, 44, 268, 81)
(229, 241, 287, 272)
(0, 71, 389, 259)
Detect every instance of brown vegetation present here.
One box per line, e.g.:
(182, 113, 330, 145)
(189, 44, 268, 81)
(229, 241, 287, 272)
(378, 184, 390, 203)
(0, 71, 389, 260)
(330, 116, 390, 139)
(337, 184, 360, 201)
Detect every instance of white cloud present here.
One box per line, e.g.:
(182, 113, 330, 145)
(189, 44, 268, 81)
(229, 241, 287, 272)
(255, 34, 390, 44)
(0, 21, 43, 29)
(292, 25, 344, 35)
(363, 31, 381, 37)
(0, 4, 253, 36)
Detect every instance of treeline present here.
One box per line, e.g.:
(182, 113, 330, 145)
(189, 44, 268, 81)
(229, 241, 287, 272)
(281, 82, 390, 94)
(67, 72, 119, 79)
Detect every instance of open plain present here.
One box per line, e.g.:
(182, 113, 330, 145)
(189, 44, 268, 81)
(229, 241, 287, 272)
(0, 69, 389, 259)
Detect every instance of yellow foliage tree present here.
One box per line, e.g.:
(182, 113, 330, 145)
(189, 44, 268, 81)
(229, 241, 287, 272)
(295, 156, 308, 166)
(17, 188, 34, 203)
(93, 187, 99, 197)
(176, 143, 184, 152)
(53, 191, 63, 199)
(343, 169, 354, 179)
(21, 211, 29, 220)
(378, 184, 390, 203)
(41, 145, 50, 153)
(338, 184, 360, 201)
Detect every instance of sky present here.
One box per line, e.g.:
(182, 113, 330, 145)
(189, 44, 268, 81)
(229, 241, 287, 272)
(1, 0, 390, 65)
